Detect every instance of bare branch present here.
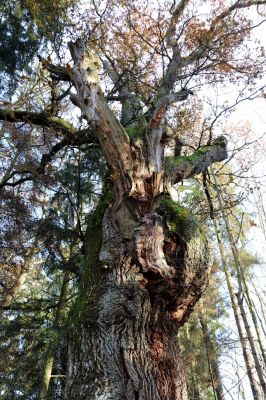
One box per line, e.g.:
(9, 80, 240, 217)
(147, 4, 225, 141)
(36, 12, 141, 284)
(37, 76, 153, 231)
(0, 109, 75, 135)
(165, 0, 191, 47)
(210, 0, 266, 31)
(39, 57, 71, 81)
(165, 136, 228, 184)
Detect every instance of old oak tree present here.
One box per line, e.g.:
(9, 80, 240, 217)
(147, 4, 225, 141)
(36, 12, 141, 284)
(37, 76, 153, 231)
(0, 0, 265, 398)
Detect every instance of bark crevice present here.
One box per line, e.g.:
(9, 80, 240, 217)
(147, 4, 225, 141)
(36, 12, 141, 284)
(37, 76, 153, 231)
(65, 204, 210, 399)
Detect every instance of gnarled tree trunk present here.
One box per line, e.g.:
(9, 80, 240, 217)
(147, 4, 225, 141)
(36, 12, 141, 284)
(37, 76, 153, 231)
(47, 39, 228, 400)
(65, 207, 210, 399)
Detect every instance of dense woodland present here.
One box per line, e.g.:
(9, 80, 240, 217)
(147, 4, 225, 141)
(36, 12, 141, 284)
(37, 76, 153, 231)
(0, 0, 266, 399)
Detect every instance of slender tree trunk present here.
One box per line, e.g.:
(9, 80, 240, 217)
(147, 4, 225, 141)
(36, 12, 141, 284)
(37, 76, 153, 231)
(38, 271, 70, 400)
(204, 174, 263, 399)
(222, 213, 266, 372)
(251, 172, 266, 242)
(235, 290, 266, 395)
(193, 379, 201, 400)
(0, 246, 37, 309)
(198, 305, 225, 400)
(252, 282, 266, 337)
(38, 350, 55, 400)
(0, 269, 27, 308)
(213, 218, 263, 400)
(241, 273, 266, 367)
(210, 167, 266, 395)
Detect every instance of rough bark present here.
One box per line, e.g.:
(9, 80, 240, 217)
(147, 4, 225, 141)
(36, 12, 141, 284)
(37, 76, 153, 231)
(59, 40, 229, 400)
(64, 207, 210, 400)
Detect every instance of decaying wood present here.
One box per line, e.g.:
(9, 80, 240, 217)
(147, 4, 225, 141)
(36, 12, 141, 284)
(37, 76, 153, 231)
(134, 213, 175, 277)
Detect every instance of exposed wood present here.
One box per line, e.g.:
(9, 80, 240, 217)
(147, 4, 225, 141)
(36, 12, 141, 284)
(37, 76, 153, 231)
(134, 213, 175, 277)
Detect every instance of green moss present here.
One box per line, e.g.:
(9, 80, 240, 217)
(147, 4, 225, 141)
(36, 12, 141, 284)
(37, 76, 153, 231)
(167, 154, 195, 168)
(68, 184, 113, 331)
(167, 145, 211, 167)
(198, 145, 210, 154)
(160, 198, 198, 242)
(125, 124, 146, 139)
(161, 198, 190, 220)
(69, 293, 91, 326)
(48, 116, 75, 132)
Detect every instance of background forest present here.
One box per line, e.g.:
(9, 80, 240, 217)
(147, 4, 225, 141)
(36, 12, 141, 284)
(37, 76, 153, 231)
(0, 0, 266, 399)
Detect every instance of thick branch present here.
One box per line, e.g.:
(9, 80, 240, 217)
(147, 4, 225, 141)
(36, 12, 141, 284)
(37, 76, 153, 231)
(0, 109, 98, 148)
(165, 136, 228, 184)
(0, 109, 98, 188)
(67, 39, 133, 202)
(165, 0, 191, 47)
(146, 83, 192, 172)
(102, 58, 143, 126)
(39, 57, 71, 81)
(146, 14, 193, 171)
(0, 109, 75, 135)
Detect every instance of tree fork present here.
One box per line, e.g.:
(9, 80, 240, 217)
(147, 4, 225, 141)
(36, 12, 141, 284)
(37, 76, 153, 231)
(60, 39, 230, 400)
